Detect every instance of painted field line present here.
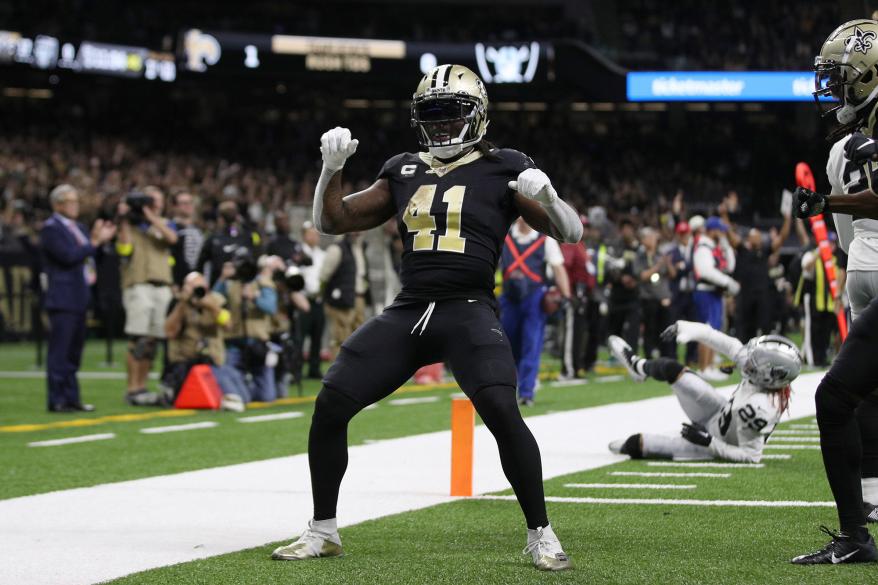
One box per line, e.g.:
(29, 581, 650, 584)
(28, 433, 115, 447)
(788, 424, 818, 430)
(761, 454, 792, 460)
(389, 396, 439, 406)
(564, 483, 696, 490)
(769, 436, 820, 442)
(772, 430, 819, 436)
(363, 404, 379, 410)
(608, 471, 730, 478)
(139, 422, 218, 434)
(0, 409, 196, 434)
(551, 379, 588, 387)
(237, 412, 304, 424)
(594, 375, 624, 383)
(476, 495, 835, 508)
(764, 444, 820, 450)
(647, 461, 764, 469)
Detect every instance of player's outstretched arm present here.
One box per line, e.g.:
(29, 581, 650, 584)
(795, 186, 878, 220)
(313, 127, 396, 235)
(510, 169, 583, 244)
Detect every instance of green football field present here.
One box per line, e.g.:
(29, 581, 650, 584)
(2, 339, 872, 584)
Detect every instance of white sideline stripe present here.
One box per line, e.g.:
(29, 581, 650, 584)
(764, 444, 820, 450)
(761, 454, 792, 460)
(236, 412, 304, 424)
(647, 461, 764, 469)
(363, 403, 379, 410)
(772, 430, 819, 436)
(788, 424, 819, 430)
(564, 483, 696, 490)
(551, 379, 588, 387)
(476, 495, 835, 508)
(139, 422, 218, 434)
(388, 397, 439, 406)
(0, 371, 158, 380)
(769, 436, 820, 442)
(608, 471, 730, 478)
(28, 433, 116, 447)
(594, 375, 624, 383)
(0, 371, 824, 585)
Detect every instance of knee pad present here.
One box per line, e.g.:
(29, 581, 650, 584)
(312, 386, 363, 428)
(129, 336, 157, 361)
(620, 434, 643, 459)
(815, 376, 859, 426)
(644, 358, 685, 383)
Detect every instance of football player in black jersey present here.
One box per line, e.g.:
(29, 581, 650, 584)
(271, 65, 582, 571)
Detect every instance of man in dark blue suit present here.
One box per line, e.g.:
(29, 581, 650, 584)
(40, 184, 116, 412)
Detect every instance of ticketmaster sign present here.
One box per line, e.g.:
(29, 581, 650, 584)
(626, 71, 829, 102)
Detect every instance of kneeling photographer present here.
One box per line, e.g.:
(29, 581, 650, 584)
(164, 272, 250, 411)
(213, 250, 279, 402)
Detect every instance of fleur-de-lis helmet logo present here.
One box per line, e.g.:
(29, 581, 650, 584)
(847, 25, 877, 55)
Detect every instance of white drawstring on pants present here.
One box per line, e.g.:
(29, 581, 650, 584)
(410, 301, 436, 336)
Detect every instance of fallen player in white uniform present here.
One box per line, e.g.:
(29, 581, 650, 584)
(607, 321, 802, 463)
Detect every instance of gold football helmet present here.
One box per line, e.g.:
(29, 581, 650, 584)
(411, 64, 489, 158)
(814, 19, 878, 135)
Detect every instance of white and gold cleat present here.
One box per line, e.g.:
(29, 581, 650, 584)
(271, 521, 343, 561)
(523, 524, 572, 571)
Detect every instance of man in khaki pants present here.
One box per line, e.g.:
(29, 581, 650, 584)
(320, 232, 368, 357)
(116, 186, 178, 405)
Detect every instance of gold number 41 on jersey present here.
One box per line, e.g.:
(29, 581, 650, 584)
(402, 185, 466, 253)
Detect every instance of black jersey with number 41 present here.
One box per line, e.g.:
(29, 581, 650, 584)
(377, 148, 536, 305)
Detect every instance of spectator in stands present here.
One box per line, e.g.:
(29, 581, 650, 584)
(300, 221, 326, 378)
(500, 217, 570, 406)
(116, 186, 178, 405)
(213, 253, 280, 401)
(692, 216, 738, 380)
(169, 191, 204, 288)
(163, 271, 249, 410)
(608, 219, 641, 352)
(583, 220, 609, 373)
(320, 232, 369, 357)
(634, 227, 674, 358)
(41, 184, 116, 412)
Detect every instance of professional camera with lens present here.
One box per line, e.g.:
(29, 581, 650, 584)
(191, 285, 207, 299)
(273, 264, 305, 292)
(125, 191, 153, 224)
(231, 248, 259, 282)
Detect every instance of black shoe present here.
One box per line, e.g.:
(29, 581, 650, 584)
(865, 502, 878, 524)
(48, 404, 75, 413)
(71, 403, 95, 412)
(518, 398, 535, 407)
(125, 389, 160, 406)
(791, 526, 878, 564)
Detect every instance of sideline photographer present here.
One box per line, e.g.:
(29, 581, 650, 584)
(116, 186, 178, 406)
(269, 256, 310, 396)
(213, 250, 279, 402)
(164, 271, 249, 411)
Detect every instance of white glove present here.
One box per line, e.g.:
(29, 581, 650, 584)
(725, 278, 741, 296)
(508, 168, 558, 206)
(663, 320, 705, 344)
(320, 127, 359, 171)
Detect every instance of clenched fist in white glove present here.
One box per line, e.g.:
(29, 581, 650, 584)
(508, 168, 558, 206)
(320, 127, 359, 171)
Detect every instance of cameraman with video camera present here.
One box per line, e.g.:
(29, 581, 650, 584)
(164, 271, 249, 411)
(213, 250, 279, 402)
(116, 186, 178, 406)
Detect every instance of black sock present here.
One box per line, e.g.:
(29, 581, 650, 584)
(620, 434, 643, 459)
(857, 396, 878, 483)
(816, 377, 867, 535)
(472, 385, 548, 529)
(643, 358, 685, 383)
(308, 386, 363, 520)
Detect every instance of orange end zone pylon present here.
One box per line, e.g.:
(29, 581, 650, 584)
(450, 397, 475, 496)
(174, 364, 223, 410)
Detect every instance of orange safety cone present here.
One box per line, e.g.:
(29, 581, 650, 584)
(450, 398, 475, 496)
(174, 364, 223, 410)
